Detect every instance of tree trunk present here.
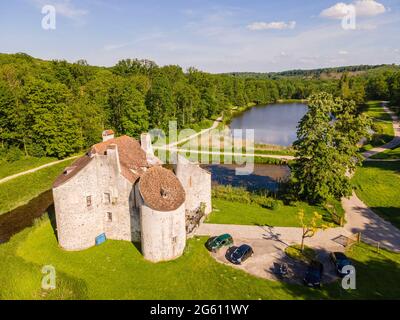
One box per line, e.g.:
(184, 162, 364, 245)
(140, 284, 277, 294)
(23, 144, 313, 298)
(23, 137, 29, 156)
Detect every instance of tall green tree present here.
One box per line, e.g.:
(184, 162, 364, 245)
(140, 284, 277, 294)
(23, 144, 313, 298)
(108, 79, 149, 137)
(22, 79, 82, 157)
(292, 92, 371, 203)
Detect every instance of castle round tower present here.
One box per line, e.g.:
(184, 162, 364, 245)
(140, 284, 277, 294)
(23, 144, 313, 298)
(136, 166, 186, 262)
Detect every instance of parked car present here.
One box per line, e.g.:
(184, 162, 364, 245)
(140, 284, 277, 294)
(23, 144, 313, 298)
(205, 234, 233, 252)
(303, 260, 324, 288)
(228, 244, 254, 264)
(330, 252, 353, 277)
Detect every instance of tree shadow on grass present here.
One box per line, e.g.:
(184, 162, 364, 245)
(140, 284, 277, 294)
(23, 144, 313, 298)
(275, 244, 400, 300)
(0, 190, 53, 243)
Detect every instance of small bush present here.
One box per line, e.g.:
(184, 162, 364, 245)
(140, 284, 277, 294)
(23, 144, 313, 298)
(270, 200, 284, 211)
(0, 146, 25, 162)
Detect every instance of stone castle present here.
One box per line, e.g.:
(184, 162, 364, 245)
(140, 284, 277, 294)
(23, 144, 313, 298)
(52, 130, 211, 262)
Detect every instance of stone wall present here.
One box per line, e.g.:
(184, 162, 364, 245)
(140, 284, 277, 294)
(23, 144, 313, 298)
(53, 144, 138, 250)
(174, 155, 212, 215)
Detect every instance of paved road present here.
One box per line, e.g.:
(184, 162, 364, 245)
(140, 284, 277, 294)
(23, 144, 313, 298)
(0, 156, 78, 185)
(196, 102, 400, 281)
(363, 104, 400, 159)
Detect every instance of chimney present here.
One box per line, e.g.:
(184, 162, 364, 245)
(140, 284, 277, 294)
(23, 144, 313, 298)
(140, 133, 154, 155)
(102, 130, 115, 142)
(106, 144, 121, 174)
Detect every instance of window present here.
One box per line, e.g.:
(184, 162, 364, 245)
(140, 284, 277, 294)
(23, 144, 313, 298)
(106, 212, 112, 222)
(86, 196, 92, 207)
(172, 236, 177, 244)
(104, 193, 111, 204)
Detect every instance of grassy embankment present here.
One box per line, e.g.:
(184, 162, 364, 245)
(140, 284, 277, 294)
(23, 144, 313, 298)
(0, 159, 75, 215)
(0, 157, 57, 180)
(1, 216, 399, 300)
(207, 199, 336, 227)
(361, 101, 394, 151)
(352, 161, 400, 229)
(206, 185, 344, 227)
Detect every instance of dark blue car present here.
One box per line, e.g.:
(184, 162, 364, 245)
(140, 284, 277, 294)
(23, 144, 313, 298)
(303, 260, 324, 288)
(228, 244, 254, 265)
(330, 252, 353, 277)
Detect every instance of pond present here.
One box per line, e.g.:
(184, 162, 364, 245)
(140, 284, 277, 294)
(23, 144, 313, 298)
(229, 102, 308, 146)
(202, 164, 290, 192)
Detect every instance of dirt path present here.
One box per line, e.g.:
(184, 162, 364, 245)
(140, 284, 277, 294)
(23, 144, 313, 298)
(155, 116, 223, 149)
(0, 156, 78, 185)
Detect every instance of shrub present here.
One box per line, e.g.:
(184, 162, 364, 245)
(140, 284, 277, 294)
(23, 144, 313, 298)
(212, 185, 281, 210)
(0, 146, 25, 162)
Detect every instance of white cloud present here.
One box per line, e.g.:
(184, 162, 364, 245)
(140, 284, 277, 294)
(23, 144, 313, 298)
(320, 0, 386, 19)
(339, 50, 349, 55)
(247, 21, 296, 31)
(355, 0, 386, 16)
(321, 3, 354, 19)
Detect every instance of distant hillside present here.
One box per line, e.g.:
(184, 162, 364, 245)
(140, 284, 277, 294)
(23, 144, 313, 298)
(224, 64, 400, 80)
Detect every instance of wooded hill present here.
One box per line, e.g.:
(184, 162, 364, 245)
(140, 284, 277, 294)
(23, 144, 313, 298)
(0, 53, 399, 159)
(225, 64, 399, 79)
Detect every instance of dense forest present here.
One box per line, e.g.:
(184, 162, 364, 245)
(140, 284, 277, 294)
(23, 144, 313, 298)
(0, 52, 399, 159)
(225, 64, 398, 79)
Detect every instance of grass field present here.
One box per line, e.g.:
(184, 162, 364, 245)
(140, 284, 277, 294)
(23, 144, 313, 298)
(0, 157, 57, 180)
(206, 199, 338, 227)
(1, 216, 399, 300)
(370, 146, 400, 160)
(361, 101, 395, 151)
(352, 161, 400, 229)
(0, 159, 75, 215)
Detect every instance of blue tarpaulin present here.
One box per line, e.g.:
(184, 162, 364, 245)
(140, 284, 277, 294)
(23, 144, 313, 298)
(95, 233, 106, 246)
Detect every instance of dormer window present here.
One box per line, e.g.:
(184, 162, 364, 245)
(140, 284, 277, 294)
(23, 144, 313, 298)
(160, 187, 170, 199)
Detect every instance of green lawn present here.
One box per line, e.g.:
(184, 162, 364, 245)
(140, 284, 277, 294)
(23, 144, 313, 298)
(0, 159, 75, 215)
(0, 157, 57, 179)
(370, 146, 400, 160)
(361, 101, 395, 151)
(206, 199, 337, 227)
(1, 217, 399, 300)
(352, 161, 400, 229)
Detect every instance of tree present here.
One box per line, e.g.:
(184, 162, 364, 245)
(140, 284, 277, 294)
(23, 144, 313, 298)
(145, 75, 174, 130)
(108, 79, 149, 137)
(292, 92, 371, 203)
(22, 79, 82, 158)
(297, 210, 328, 252)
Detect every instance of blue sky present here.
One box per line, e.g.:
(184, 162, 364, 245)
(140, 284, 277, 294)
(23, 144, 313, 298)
(0, 0, 399, 72)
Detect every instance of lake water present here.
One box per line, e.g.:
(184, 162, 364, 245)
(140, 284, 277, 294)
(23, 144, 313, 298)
(230, 103, 308, 146)
(202, 164, 290, 192)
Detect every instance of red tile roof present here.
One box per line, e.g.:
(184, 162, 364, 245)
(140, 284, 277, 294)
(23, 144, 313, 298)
(138, 166, 185, 212)
(53, 135, 186, 212)
(53, 135, 149, 188)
